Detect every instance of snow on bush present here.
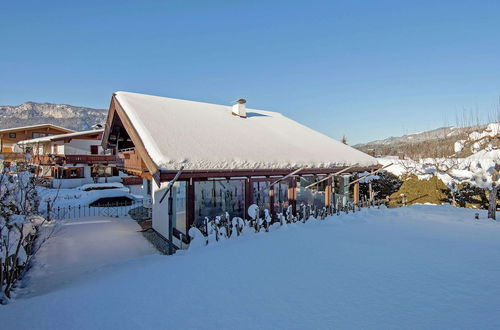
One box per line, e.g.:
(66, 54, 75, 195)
(188, 201, 359, 249)
(0, 169, 46, 302)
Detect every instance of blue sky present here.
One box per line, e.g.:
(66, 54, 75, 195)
(1, 0, 499, 144)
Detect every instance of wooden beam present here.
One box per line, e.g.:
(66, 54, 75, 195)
(347, 163, 393, 186)
(159, 165, 378, 181)
(305, 163, 359, 189)
(353, 182, 360, 204)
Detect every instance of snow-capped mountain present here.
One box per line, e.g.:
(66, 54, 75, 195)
(0, 102, 108, 131)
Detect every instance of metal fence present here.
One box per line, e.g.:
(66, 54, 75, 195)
(45, 199, 152, 220)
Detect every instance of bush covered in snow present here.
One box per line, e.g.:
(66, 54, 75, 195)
(0, 169, 47, 303)
(388, 175, 451, 207)
(359, 171, 402, 201)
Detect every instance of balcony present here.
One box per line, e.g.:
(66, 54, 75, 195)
(31, 154, 117, 165)
(117, 148, 148, 176)
(1, 152, 27, 163)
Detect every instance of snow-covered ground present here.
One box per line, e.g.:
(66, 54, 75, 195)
(2, 205, 500, 329)
(19, 216, 157, 298)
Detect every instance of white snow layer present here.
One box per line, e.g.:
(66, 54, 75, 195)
(2, 205, 500, 329)
(378, 148, 500, 189)
(114, 91, 377, 170)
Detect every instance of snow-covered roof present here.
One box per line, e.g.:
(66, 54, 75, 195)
(17, 129, 104, 145)
(0, 123, 74, 134)
(114, 91, 377, 171)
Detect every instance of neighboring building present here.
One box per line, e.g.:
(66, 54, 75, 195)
(0, 124, 74, 163)
(102, 91, 378, 247)
(15, 129, 119, 188)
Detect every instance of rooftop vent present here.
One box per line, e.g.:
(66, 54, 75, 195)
(232, 99, 247, 118)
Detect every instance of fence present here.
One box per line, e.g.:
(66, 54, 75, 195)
(192, 198, 390, 245)
(45, 199, 152, 221)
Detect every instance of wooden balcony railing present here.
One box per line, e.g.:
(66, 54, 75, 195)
(117, 149, 148, 176)
(1, 152, 27, 162)
(31, 154, 116, 165)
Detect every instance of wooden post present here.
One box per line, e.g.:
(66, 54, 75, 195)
(245, 178, 252, 219)
(325, 178, 333, 210)
(187, 180, 195, 228)
(269, 182, 275, 220)
(353, 182, 360, 205)
(290, 177, 297, 216)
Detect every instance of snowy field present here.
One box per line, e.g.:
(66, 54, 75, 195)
(2, 205, 500, 330)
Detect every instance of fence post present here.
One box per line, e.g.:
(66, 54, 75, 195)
(0, 257, 3, 294)
(46, 201, 51, 222)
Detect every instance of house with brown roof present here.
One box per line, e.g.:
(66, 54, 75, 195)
(15, 128, 118, 188)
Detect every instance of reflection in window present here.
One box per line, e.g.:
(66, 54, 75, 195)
(173, 181, 187, 234)
(252, 181, 271, 217)
(194, 180, 245, 225)
(273, 181, 289, 214)
(334, 175, 351, 208)
(296, 175, 326, 208)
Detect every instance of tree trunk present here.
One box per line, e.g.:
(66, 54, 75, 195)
(488, 185, 498, 220)
(488, 166, 500, 220)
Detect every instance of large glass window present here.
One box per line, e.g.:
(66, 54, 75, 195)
(273, 181, 289, 214)
(252, 181, 271, 217)
(296, 175, 327, 208)
(194, 180, 245, 226)
(334, 175, 351, 208)
(173, 182, 187, 234)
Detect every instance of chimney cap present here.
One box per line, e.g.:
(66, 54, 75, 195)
(234, 98, 247, 104)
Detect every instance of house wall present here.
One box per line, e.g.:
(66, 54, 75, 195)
(52, 177, 93, 189)
(127, 184, 145, 196)
(152, 181, 170, 240)
(63, 139, 102, 155)
(152, 181, 185, 248)
(54, 143, 64, 154)
(0, 126, 71, 152)
(51, 165, 90, 189)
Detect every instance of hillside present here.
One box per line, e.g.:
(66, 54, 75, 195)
(354, 124, 488, 158)
(0, 102, 108, 131)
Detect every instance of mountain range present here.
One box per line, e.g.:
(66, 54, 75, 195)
(354, 124, 488, 158)
(0, 102, 108, 131)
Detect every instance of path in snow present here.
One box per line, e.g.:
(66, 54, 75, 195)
(2, 205, 500, 330)
(20, 216, 157, 298)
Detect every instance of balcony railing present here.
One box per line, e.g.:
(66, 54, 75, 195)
(117, 148, 148, 175)
(1, 152, 27, 162)
(31, 154, 116, 165)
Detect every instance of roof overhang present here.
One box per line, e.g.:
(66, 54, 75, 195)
(102, 94, 160, 182)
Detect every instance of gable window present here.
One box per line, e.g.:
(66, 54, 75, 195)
(9, 133, 16, 138)
(32, 132, 47, 138)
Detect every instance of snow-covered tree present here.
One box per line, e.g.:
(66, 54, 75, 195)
(0, 165, 47, 303)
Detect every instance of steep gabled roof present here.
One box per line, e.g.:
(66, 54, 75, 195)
(18, 129, 104, 144)
(108, 91, 377, 171)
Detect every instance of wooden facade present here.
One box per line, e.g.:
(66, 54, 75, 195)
(0, 124, 73, 153)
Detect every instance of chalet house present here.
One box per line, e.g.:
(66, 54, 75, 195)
(102, 91, 378, 247)
(15, 128, 118, 188)
(0, 124, 74, 163)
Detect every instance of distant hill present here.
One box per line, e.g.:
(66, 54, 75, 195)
(354, 124, 488, 158)
(0, 102, 108, 131)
